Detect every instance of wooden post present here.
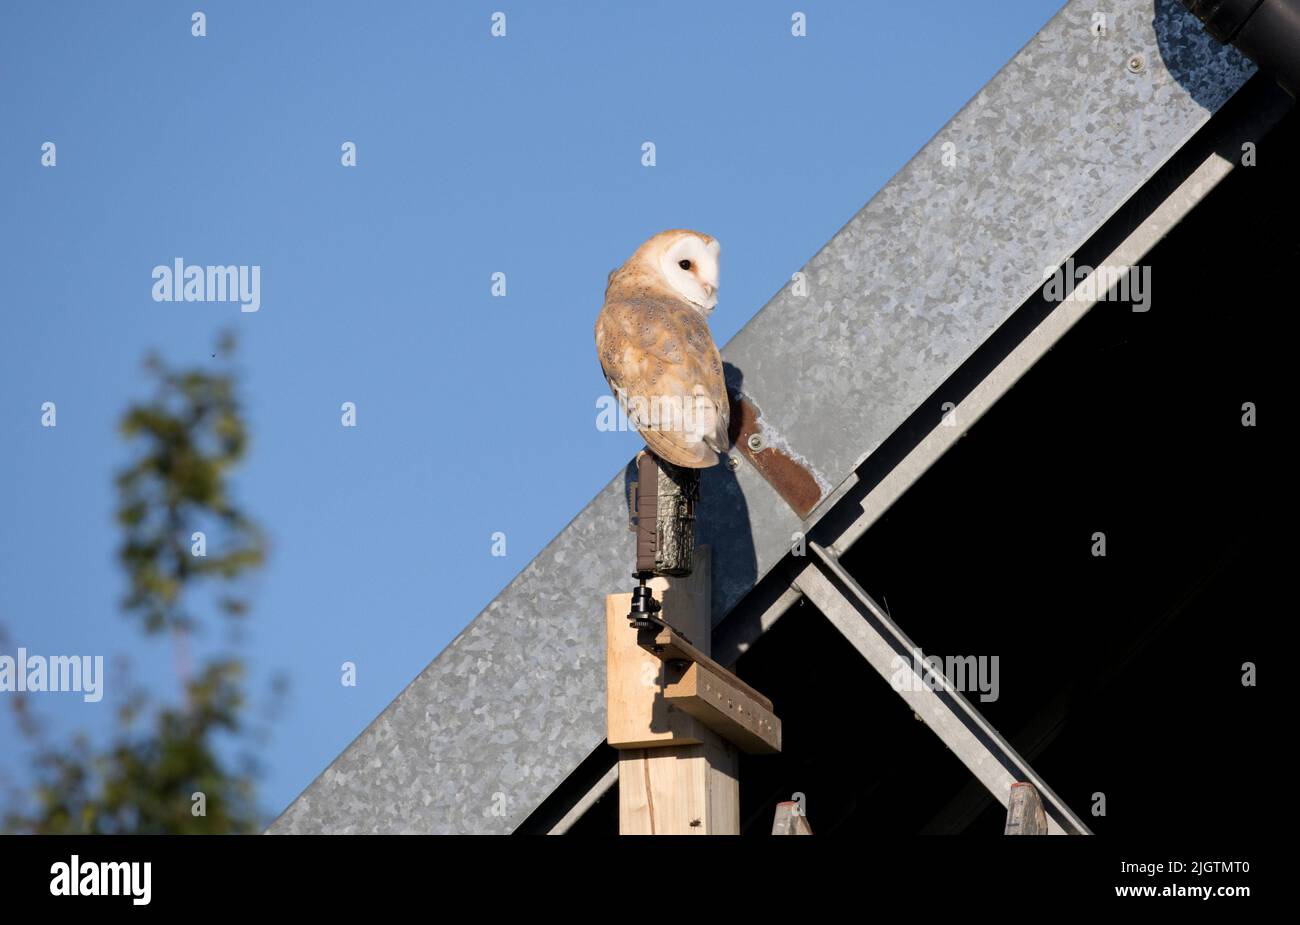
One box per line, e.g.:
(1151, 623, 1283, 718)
(1004, 782, 1049, 835)
(606, 548, 739, 834)
(617, 732, 738, 836)
(771, 801, 813, 835)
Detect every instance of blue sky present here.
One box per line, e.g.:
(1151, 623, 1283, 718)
(0, 0, 1064, 823)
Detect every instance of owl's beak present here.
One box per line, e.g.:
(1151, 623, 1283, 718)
(702, 283, 716, 299)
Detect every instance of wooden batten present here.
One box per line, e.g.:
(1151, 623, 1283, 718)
(664, 661, 781, 755)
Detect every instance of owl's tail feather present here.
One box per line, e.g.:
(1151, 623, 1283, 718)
(641, 427, 718, 469)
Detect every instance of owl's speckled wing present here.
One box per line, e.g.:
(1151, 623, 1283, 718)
(595, 293, 730, 468)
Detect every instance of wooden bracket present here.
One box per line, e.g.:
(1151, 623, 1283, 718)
(638, 625, 781, 754)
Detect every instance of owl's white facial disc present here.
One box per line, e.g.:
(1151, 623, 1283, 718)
(660, 234, 720, 313)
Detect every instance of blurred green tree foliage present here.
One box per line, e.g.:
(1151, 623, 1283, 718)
(3, 332, 274, 834)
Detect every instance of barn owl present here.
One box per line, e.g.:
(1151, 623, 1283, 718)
(595, 230, 731, 468)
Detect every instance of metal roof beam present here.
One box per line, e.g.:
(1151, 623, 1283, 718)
(796, 543, 1091, 836)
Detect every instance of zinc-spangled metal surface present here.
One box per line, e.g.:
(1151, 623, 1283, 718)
(268, 0, 1252, 834)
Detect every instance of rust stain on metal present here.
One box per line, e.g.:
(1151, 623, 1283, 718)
(728, 395, 822, 519)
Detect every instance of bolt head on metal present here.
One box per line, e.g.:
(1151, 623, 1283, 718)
(1127, 54, 1145, 74)
(727, 455, 741, 470)
(747, 433, 766, 453)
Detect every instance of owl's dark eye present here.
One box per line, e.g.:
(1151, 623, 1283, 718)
(678, 259, 692, 270)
